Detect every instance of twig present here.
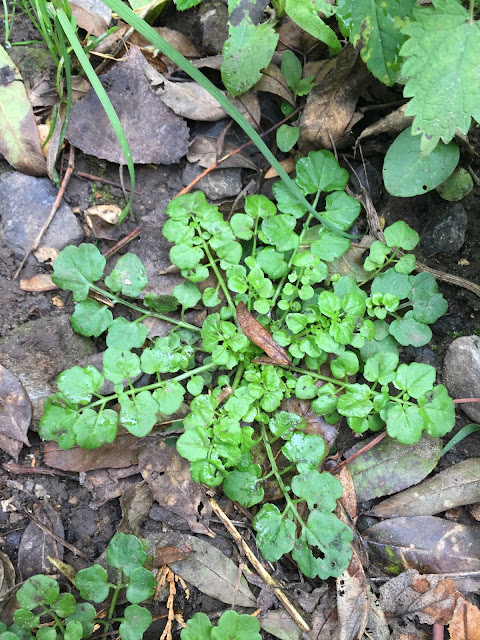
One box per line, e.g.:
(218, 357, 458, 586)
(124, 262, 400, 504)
(23, 507, 89, 560)
(4, 461, 78, 480)
(466, 164, 480, 187)
(103, 226, 141, 258)
(453, 398, 480, 403)
(176, 108, 301, 197)
(433, 622, 444, 640)
(14, 145, 75, 279)
(329, 431, 387, 474)
(64, 169, 141, 195)
(209, 498, 310, 633)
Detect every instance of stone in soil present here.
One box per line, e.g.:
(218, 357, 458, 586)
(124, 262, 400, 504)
(0, 172, 83, 260)
(198, 1, 229, 54)
(182, 163, 242, 200)
(443, 335, 480, 423)
(0, 315, 95, 420)
(420, 202, 468, 256)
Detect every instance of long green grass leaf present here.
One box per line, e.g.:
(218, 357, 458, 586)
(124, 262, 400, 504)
(99, 0, 355, 238)
(55, 8, 135, 222)
(441, 423, 480, 456)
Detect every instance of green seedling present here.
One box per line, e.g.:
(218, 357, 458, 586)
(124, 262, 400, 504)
(1, 533, 155, 640)
(37, 151, 456, 580)
(181, 610, 261, 640)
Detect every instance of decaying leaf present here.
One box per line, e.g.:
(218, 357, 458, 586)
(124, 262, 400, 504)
(232, 91, 261, 128)
(0, 365, 32, 460)
(254, 64, 296, 105)
(130, 25, 200, 68)
(157, 78, 227, 121)
(327, 237, 373, 282)
(364, 589, 390, 640)
(299, 44, 370, 150)
(356, 104, 412, 146)
(187, 135, 257, 170)
(0, 550, 16, 624)
(265, 157, 296, 180)
(448, 596, 480, 640)
(80, 466, 141, 507)
(259, 610, 302, 639)
(85, 204, 123, 239)
(33, 246, 59, 263)
(336, 549, 369, 640)
(139, 438, 213, 536)
(237, 301, 292, 366)
(66, 46, 189, 165)
(0, 44, 46, 176)
(18, 501, 64, 580)
(70, 0, 111, 36)
(347, 433, 442, 502)
(336, 466, 357, 521)
(363, 516, 480, 575)
(282, 396, 339, 450)
(118, 480, 153, 535)
(44, 429, 140, 471)
(379, 569, 460, 626)
(307, 587, 339, 640)
(154, 544, 193, 566)
(145, 530, 256, 607)
(20, 274, 57, 292)
(370, 458, 480, 518)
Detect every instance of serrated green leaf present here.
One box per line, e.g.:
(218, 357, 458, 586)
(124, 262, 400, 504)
(285, 0, 341, 52)
(295, 150, 349, 194)
(253, 504, 296, 562)
(401, 0, 480, 156)
(336, 0, 416, 85)
(389, 310, 432, 346)
(384, 220, 419, 250)
(153, 380, 185, 415)
(75, 565, 110, 603)
(420, 385, 455, 438)
(38, 401, 77, 450)
(119, 390, 159, 437)
(383, 128, 459, 196)
(277, 124, 299, 152)
(118, 605, 152, 640)
(103, 348, 141, 384)
(106, 318, 148, 350)
(73, 408, 118, 449)
(57, 365, 103, 405)
(125, 567, 156, 604)
(104, 253, 148, 298)
(291, 469, 342, 509)
(71, 299, 113, 337)
(52, 245, 106, 302)
(393, 362, 436, 398)
(384, 402, 425, 444)
(222, 21, 278, 97)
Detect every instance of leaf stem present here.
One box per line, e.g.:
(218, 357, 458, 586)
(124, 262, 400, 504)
(201, 241, 236, 313)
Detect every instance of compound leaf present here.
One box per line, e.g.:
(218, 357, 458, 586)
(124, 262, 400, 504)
(401, 0, 480, 156)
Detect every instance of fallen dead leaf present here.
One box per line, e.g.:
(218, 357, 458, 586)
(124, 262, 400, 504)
(18, 501, 64, 580)
(0, 44, 46, 176)
(118, 480, 153, 536)
(337, 548, 369, 640)
(356, 104, 412, 147)
(187, 135, 257, 170)
(66, 46, 189, 165)
(379, 569, 460, 626)
(80, 466, 141, 507)
(282, 395, 339, 450)
(85, 204, 122, 240)
(154, 544, 193, 567)
(0, 549, 16, 624)
(0, 365, 31, 459)
(237, 301, 291, 366)
(299, 44, 370, 150)
(370, 458, 480, 519)
(232, 91, 261, 128)
(265, 156, 296, 179)
(363, 516, 480, 575)
(139, 438, 213, 536)
(448, 596, 480, 640)
(254, 64, 295, 106)
(158, 78, 227, 121)
(33, 246, 59, 263)
(70, 0, 111, 36)
(336, 466, 357, 521)
(20, 274, 57, 292)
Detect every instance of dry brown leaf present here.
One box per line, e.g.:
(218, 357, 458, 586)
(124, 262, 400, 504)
(187, 135, 257, 170)
(139, 438, 213, 536)
(264, 156, 296, 179)
(282, 395, 339, 449)
(80, 466, 141, 507)
(336, 466, 357, 521)
(337, 548, 369, 640)
(85, 204, 122, 240)
(237, 301, 291, 366)
(379, 569, 461, 626)
(33, 246, 59, 263)
(191, 54, 224, 71)
(0, 549, 16, 625)
(0, 365, 31, 459)
(232, 91, 261, 129)
(20, 274, 57, 292)
(18, 501, 64, 580)
(158, 78, 227, 121)
(154, 544, 193, 567)
(356, 104, 412, 146)
(448, 596, 480, 640)
(70, 0, 111, 36)
(254, 64, 295, 106)
(118, 481, 153, 535)
(299, 45, 371, 150)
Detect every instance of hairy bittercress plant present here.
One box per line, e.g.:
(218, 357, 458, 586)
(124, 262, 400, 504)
(1, 533, 155, 640)
(40, 149, 454, 581)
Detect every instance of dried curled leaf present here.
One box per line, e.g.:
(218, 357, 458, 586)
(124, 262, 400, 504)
(237, 301, 292, 366)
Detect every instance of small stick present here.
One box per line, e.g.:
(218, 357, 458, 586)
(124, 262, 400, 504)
(176, 108, 301, 197)
(103, 226, 141, 258)
(329, 431, 387, 474)
(64, 169, 141, 195)
(14, 145, 75, 279)
(24, 507, 89, 560)
(209, 498, 310, 633)
(4, 461, 78, 480)
(433, 622, 444, 640)
(453, 398, 480, 403)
